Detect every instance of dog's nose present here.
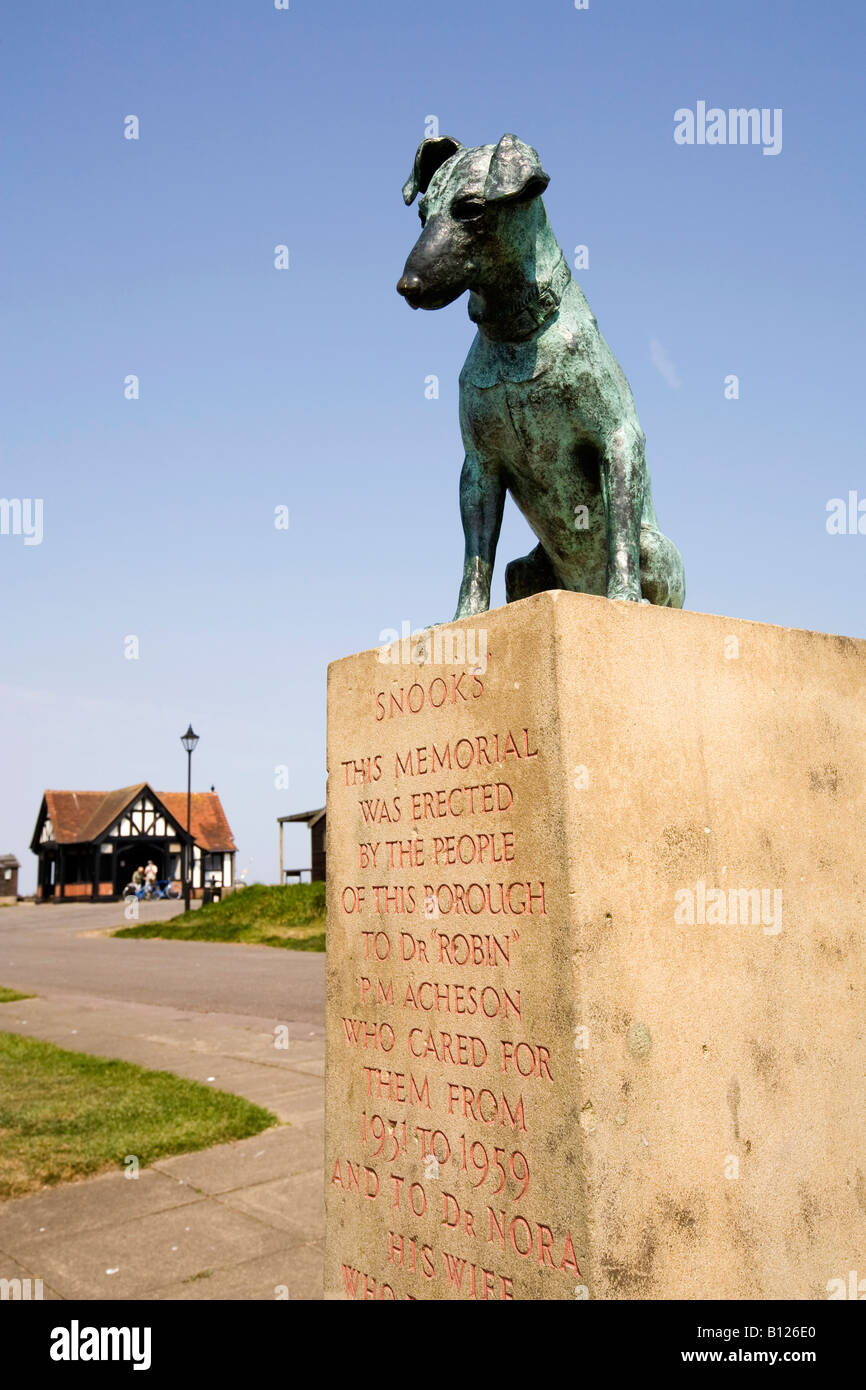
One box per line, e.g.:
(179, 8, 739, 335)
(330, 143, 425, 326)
(397, 272, 423, 304)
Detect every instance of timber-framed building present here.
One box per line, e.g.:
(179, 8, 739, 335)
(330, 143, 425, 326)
(31, 784, 236, 901)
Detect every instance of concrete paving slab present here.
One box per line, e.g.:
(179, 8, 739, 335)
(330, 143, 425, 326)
(152, 1125, 323, 1195)
(260, 1087, 324, 1128)
(281, 1057, 325, 1078)
(141, 1240, 325, 1301)
(27, 1200, 290, 1300)
(0, 1252, 64, 1300)
(0, 1168, 204, 1253)
(217, 1169, 325, 1244)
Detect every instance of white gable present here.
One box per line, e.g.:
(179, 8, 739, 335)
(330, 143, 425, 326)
(108, 795, 178, 840)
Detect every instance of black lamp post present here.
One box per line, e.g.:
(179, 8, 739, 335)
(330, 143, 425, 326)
(180, 724, 199, 911)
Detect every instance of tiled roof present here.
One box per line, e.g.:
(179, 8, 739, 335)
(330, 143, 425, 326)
(37, 786, 236, 852)
(43, 789, 141, 843)
(158, 793, 236, 852)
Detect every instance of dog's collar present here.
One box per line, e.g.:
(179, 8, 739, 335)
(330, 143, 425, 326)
(471, 255, 572, 344)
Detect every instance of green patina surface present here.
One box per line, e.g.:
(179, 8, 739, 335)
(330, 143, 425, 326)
(397, 134, 685, 619)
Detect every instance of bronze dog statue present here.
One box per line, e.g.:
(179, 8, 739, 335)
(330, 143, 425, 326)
(397, 133, 685, 620)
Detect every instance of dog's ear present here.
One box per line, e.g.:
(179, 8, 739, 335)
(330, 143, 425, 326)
(484, 133, 550, 205)
(402, 136, 463, 205)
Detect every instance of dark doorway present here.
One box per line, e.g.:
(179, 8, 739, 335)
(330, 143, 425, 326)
(114, 841, 166, 894)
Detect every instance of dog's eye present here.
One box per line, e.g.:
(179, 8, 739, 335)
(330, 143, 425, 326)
(452, 197, 485, 222)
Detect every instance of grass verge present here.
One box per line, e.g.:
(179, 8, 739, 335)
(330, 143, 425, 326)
(0, 1031, 277, 1200)
(115, 882, 326, 951)
(0, 986, 33, 1004)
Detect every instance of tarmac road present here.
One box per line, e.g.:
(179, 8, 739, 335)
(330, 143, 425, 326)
(0, 901, 326, 1024)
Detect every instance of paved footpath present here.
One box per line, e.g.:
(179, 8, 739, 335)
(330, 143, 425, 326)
(0, 902, 326, 1300)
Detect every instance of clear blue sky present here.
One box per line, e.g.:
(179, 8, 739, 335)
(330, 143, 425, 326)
(2, 0, 863, 891)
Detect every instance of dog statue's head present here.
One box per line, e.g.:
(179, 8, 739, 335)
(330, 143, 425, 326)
(397, 134, 550, 311)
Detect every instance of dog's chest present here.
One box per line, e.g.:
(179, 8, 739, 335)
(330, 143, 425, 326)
(460, 313, 594, 460)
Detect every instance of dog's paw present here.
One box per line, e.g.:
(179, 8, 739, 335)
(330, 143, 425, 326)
(607, 589, 643, 604)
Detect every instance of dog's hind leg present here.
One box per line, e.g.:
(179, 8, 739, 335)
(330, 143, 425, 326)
(639, 526, 686, 608)
(505, 542, 560, 603)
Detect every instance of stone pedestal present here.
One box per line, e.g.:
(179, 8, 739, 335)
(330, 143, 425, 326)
(324, 591, 866, 1300)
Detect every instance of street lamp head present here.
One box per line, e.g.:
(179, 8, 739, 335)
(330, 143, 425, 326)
(180, 724, 200, 754)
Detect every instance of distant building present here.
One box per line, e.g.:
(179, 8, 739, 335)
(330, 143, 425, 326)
(278, 808, 325, 883)
(0, 854, 19, 899)
(30, 783, 236, 901)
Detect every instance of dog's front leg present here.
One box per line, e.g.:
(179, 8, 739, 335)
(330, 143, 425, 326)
(601, 424, 645, 602)
(455, 451, 505, 619)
